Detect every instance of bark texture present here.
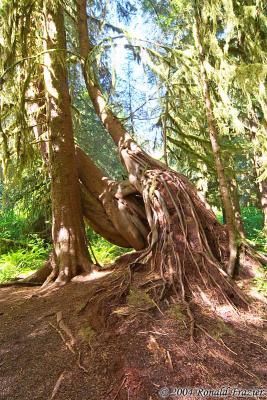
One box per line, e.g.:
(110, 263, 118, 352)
(252, 135, 267, 235)
(77, 147, 149, 250)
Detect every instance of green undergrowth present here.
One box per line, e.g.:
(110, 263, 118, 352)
(0, 217, 131, 282)
(0, 207, 265, 284)
(0, 237, 50, 283)
(254, 277, 267, 295)
(0, 207, 49, 282)
(87, 229, 132, 265)
(216, 206, 266, 254)
(216, 206, 267, 294)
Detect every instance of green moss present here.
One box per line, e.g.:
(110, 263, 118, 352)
(78, 326, 95, 342)
(166, 304, 185, 323)
(211, 319, 233, 340)
(126, 289, 155, 310)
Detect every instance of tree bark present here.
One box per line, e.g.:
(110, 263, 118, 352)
(259, 180, 267, 235)
(42, 2, 93, 284)
(228, 175, 246, 239)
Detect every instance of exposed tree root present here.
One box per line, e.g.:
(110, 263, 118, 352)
(49, 311, 89, 373)
(117, 139, 249, 307)
(50, 372, 66, 400)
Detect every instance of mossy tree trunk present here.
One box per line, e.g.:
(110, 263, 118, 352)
(42, 1, 93, 284)
(193, 10, 241, 278)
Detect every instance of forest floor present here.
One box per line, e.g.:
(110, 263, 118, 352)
(0, 272, 267, 400)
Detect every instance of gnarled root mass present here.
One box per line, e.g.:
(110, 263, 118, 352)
(129, 168, 247, 307)
(81, 140, 251, 343)
(21, 141, 256, 315)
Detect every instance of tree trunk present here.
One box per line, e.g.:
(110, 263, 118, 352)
(194, 11, 240, 277)
(250, 125, 267, 235)
(42, 2, 93, 284)
(229, 175, 246, 239)
(259, 180, 267, 235)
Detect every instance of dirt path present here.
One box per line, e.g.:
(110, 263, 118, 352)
(0, 279, 267, 400)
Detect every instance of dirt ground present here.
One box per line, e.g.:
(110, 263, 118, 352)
(0, 273, 267, 400)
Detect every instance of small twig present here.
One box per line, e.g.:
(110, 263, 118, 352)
(49, 322, 76, 354)
(233, 360, 260, 380)
(138, 330, 169, 336)
(111, 376, 127, 400)
(50, 371, 66, 400)
(56, 311, 76, 349)
(51, 313, 90, 374)
(246, 339, 267, 352)
(152, 299, 164, 316)
(77, 351, 89, 374)
(166, 350, 174, 372)
(198, 324, 260, 381)
(77, 299, 91, 315)
(218, 338, 237, 355)
(88, 241, 101, 266)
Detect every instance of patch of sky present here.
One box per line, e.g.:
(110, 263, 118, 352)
(89, 1, 166, 159)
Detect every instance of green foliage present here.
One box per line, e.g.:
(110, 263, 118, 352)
(72, 78, 125, 180)
(241, 207, 264, 242)
(0, 236, 50, 283)
(87, 228, 132, 264)
(0, 200, 51, 283)
(216, 206, 266, 250)
(254, 276, 267, 295)
(0, 209, 28, 242)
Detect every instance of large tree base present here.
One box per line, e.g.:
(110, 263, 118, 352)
(14, 143, 263, 313)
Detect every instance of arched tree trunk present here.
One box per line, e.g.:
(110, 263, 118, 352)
(77, 0, 129, 146)
(42, 2, 93, 285)
(76, 147, 149, 250)
(74, 0, 257, 317)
